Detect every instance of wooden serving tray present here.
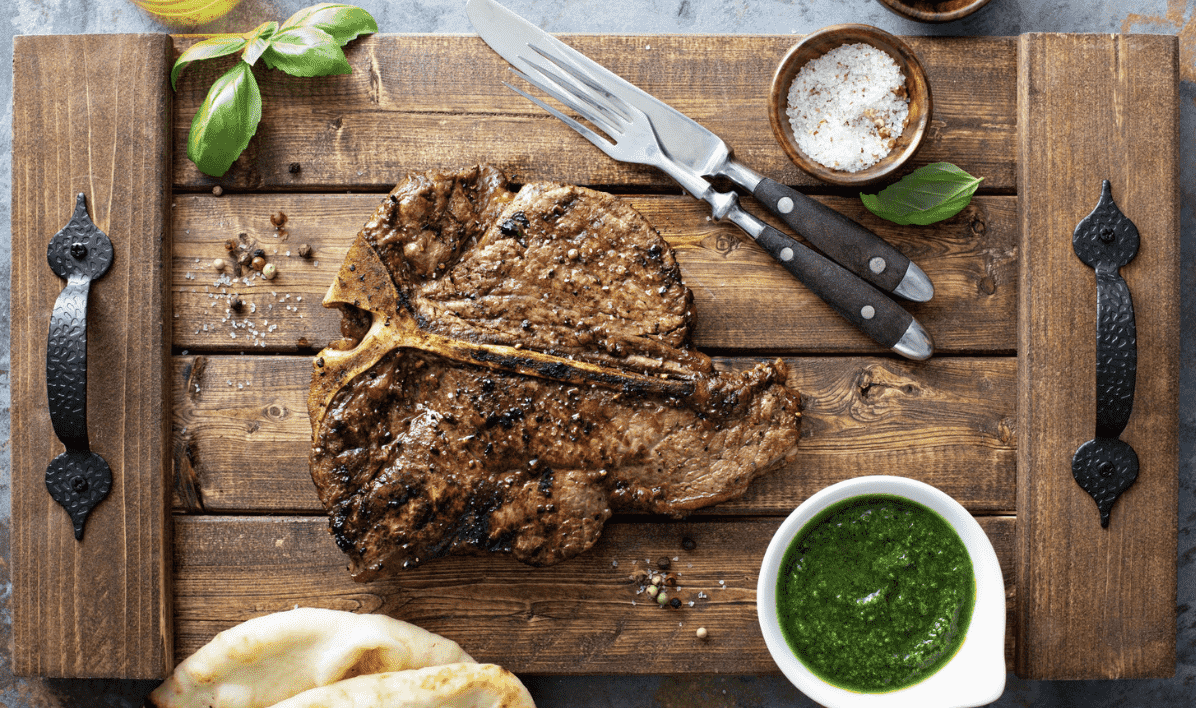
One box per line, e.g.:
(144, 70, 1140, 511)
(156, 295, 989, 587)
(10, 32, 1179, 681)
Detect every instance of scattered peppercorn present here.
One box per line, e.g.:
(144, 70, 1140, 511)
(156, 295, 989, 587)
(315, 357, 325, 368)
(253, 248, 266, 259)
(225, 239, 238, 252)
(645, 585, 659, 599)
(669, 598, 681, 608)
(231, 297, 244, 311)
(656, 592, 668, 606)
(262, 263, 278, 280)
(270, 211, 288, 228)
(650, 575, 662, 586)
(682, 537, 697, 551)
(665, 575, 677, 587)
(298, 243, 312, 258)
(289, 162, 302, 174)
(696, 627, 708, 639)
(251, 256, 266, 271)
(212, 258, 226, 271)
(657, 556, 671, 570)
(212, 185, 223, 197)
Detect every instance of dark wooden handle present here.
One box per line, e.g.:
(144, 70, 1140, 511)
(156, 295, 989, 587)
(753, 177, 910, 294)
(753, 223, 913, 348)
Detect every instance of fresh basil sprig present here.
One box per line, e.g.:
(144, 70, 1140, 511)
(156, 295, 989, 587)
(860, 163, 983, 226)
(172, 3, 378, 177)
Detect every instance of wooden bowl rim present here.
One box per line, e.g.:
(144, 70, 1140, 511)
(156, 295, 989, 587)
(874, 0, 992, 23)
(768, 24, 933, 187)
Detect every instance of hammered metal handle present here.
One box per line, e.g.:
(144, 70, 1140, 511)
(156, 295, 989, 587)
(45, 193, 114, 540)
(1071, 180, 1139, 528)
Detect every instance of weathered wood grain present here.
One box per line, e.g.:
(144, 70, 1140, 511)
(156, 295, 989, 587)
(172, 514, 1016, 674)
(1016, 34, 1179, 679)
(171, 194, 1017, 354)
(10, 35, 173, 679)
(169, 35, 1017, 192)
(171, 355, 1015, 515)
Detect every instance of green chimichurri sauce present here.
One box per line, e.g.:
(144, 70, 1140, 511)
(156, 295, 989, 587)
(776, 494, 975, 693)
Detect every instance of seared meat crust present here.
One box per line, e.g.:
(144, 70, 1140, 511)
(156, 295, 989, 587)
(310, 165, 801, 581)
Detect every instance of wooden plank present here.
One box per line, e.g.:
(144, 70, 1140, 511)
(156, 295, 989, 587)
(169, 35, 1017, 192)
(1016, 34, 1179, 679)
(172, 515, 1016, 674)
(171, 355, 1016, 515)
(10, 35, 173, 678)
(171, 194, 1017, 354)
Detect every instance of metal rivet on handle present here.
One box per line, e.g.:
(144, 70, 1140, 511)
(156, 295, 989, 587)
(869, 256, 886, 274)
(779, 247, 793, 261)
(861, 305, 875, 320)
(776, 197, 794, 214)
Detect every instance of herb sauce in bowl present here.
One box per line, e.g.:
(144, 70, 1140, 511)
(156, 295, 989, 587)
(757, 476, 1006, 708)
(776, 494, 974, 692)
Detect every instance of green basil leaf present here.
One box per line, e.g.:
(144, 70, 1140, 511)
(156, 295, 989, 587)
(186, 62, 262, 177)
(171, 35, 247, 91)
(241, 21, 279, 66)
(859, 163, 984, 226)
(261, 26, 351, 77)
(279, 3, 379, 46)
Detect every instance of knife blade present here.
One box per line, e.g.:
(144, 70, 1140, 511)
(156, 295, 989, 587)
(466, 0, 934, 302)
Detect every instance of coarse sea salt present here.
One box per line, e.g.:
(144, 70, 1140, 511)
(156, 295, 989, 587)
(786, 43, 909, 173)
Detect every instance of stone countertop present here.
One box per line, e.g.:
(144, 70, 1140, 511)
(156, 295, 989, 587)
(1, 1, 1192, 706)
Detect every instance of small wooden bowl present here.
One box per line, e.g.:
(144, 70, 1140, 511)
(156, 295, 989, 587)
(875, 0, 992, 23)
(768, 25, 932, 187)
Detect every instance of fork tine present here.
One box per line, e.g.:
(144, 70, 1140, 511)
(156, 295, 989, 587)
(515, 58, 626, 137)
(510, 65, 624, 140)
(527, 42, 634, 122)
(504, 81, 617, 154)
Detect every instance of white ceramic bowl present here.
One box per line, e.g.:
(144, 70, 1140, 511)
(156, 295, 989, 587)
(757, 476, 1005, 708)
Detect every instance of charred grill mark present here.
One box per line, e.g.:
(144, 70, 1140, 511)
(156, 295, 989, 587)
(499, 211, 531, 246)
(484, 407, 525, 430)
(311, 167, 803, 579)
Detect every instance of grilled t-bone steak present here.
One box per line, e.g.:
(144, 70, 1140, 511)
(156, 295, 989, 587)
(309, 165, 802, 581)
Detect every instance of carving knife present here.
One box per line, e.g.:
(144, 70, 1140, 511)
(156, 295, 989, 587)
(466, 0, 934, 302)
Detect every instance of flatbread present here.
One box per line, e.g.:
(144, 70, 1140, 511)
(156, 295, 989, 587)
(149, 608, 474, 708)
(268, 664, 536, 708)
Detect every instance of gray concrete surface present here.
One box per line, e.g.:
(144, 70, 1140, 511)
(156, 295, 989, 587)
(1, 0, 1192, 706)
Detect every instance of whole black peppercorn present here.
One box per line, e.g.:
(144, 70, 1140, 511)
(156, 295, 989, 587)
(657, 556, 671, 570)
(681, 537, 697, 551)
(669, 598, 681, 608)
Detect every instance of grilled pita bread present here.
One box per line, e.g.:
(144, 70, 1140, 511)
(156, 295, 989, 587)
(149, 608, 474, 708)
(268, 663, 535, 708)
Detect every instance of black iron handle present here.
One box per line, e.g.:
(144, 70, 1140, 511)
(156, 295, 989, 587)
(45, 193, 113, 540)
(1071, 180, 1139, 528)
